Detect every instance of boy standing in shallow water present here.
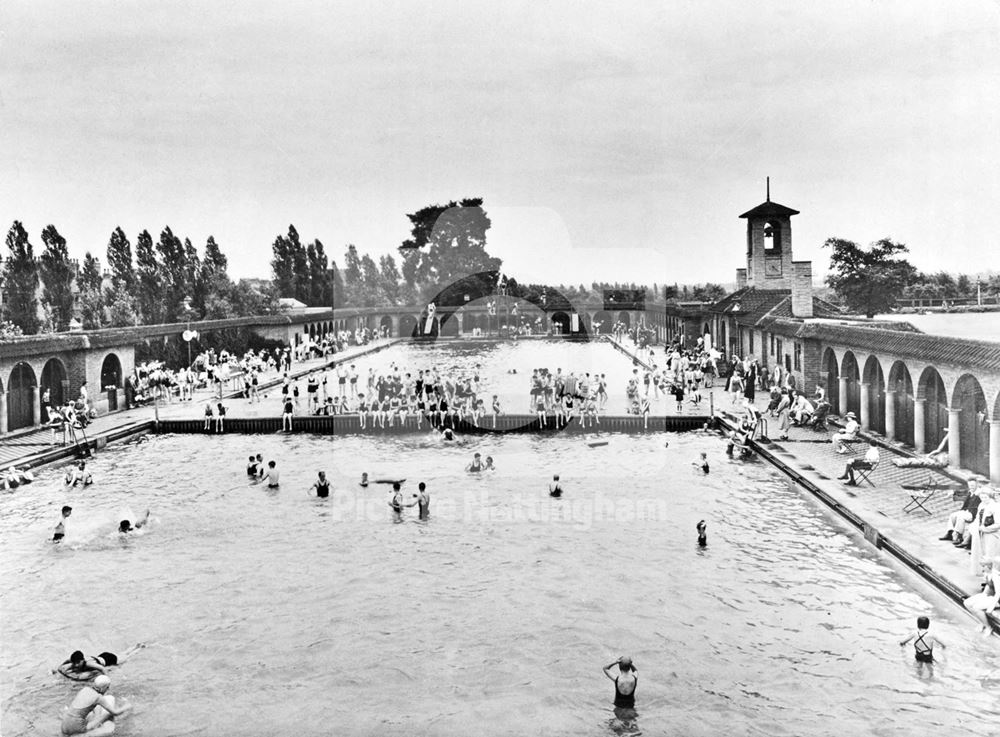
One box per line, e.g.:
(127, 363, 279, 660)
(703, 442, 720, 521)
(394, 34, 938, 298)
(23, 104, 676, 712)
(899, 616, 945, 662)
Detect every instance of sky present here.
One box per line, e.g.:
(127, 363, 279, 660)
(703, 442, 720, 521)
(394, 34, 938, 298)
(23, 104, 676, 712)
(2, 0, 999, 288)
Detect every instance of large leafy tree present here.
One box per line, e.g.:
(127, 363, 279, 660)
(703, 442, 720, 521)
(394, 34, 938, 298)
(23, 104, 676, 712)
(398, 197, 501, 305)
(2, 221, 41, 334)
(824, 237, 917, 317)
(38, 225, 76, 331)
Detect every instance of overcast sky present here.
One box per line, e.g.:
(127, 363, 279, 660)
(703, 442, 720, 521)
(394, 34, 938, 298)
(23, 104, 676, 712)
(2, 0, 998, 287)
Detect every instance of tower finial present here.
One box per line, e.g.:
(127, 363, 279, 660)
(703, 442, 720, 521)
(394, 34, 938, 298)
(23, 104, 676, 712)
(766, 176, 770, 202)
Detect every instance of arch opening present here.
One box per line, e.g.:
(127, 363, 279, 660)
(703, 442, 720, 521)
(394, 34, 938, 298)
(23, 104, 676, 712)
(8, 362, 37, 431)
(101, 353, 123, 390)
(953, 374, 989, 476)
(888, 361, 915, 447)
(863, 356, 886, 434)
(841, 352, 861, 416)
(822, 348, 839, 411)
(40, 358, 68, 421)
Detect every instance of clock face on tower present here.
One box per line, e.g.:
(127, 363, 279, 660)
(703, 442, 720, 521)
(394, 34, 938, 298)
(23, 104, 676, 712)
(765, 258, 782, 277)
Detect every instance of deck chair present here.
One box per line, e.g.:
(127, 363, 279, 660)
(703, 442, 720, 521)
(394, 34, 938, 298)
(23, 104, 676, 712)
(854, 459, 879, 487)
(902, 488, 935, 515)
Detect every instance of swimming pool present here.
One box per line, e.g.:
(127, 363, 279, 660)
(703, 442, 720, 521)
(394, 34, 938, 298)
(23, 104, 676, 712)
(3, 426, 1000, 736)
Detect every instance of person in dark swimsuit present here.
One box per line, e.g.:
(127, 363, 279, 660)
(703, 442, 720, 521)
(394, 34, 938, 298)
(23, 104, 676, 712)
(416, 482, 430, 520)
(53, 505, 72, 542)
(602, 656, 637, 709)
(388, 482, 416, 517)
(900, 616, 944, 662)
(466, 453, 484, 473)
(548, 474, 563, 498)
(310, 471, 330, 498)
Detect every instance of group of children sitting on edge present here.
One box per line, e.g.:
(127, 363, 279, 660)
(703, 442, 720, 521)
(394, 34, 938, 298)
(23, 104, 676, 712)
(202, 402, 228, 432)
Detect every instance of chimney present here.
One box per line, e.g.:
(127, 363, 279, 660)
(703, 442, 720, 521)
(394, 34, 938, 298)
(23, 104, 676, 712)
(735, 268, 747, 290)
(791, 261, 813, 318)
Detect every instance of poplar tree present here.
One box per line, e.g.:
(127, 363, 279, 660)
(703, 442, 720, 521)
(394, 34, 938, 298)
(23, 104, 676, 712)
(306, 239, 330, 306)
(1, 221, 41, 334)
(77, 252, 105, 329)
(39, 224, 76, 331)
(135, 229, 161, 324)
(106, 227, 135, 293)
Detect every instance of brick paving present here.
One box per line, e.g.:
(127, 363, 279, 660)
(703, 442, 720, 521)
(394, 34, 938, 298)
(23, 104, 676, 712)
(610, 338, 991, 605)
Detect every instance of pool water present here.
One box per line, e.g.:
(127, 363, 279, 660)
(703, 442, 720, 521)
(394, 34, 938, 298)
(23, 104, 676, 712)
(3, 428, 1000, 737)
(313, 339, 682, 416)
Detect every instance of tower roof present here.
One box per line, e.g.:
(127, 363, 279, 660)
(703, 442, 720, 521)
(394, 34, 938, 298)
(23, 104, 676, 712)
(739, 200, 800, 219)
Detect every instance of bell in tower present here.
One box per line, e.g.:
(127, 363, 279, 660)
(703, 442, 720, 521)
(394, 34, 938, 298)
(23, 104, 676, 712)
(739, 178, 799, 288)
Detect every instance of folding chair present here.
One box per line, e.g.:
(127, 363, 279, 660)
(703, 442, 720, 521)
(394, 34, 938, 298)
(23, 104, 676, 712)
(903, 488, 935, 515)
(854, 459, 879, 487)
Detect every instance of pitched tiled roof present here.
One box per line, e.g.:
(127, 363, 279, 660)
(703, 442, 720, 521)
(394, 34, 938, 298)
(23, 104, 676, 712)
(758, 296, 843, 321)
(710, 287, 790, 316)
(761, 319, 1000, 372)
(738, 200, 800, 219)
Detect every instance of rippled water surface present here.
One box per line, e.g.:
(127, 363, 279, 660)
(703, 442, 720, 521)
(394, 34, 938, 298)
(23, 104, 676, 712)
(3, 341, 1000, 736)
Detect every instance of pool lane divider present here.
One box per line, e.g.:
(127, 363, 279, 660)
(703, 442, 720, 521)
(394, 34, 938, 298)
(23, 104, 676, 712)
(154, 413, 709, 435)
(714, 412, 998, 631)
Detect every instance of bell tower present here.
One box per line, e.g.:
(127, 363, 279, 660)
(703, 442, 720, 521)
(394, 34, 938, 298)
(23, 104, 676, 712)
(739, 178, 799, 289)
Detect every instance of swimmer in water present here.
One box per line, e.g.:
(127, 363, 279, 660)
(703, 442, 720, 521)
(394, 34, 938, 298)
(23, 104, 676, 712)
(693, 452, 709, 474)
(388, 482, 416, 515)
(53, 644, 144, 681)
(59, 674, 131, 736)
(246, 455, 259, 476)
(118, 510, 150, 534)
(484, 456, 495, 471)
(697, 520, 707, 547)
(548, 474, 563, 498)
(65, 461, 92, 487)
(602, 656, 637, 710)
(260, 461, 280, 488)
(416, 482, 430, 519)
(359, 472, 369, 488)
(53, 505, 72, 542)
(900, 616, 945, 663)
(310, 471, 330, 498)
(466, 453, 484, 473)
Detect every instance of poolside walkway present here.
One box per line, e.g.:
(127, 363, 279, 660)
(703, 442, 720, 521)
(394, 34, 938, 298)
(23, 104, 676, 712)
(606, 337, 993, 625)
(0, 339, 399, 470)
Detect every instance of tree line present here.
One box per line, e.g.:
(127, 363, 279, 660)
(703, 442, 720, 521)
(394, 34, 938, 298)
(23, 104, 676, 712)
(0, 222, 277, 335)
(823, 237, 1000, 317)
